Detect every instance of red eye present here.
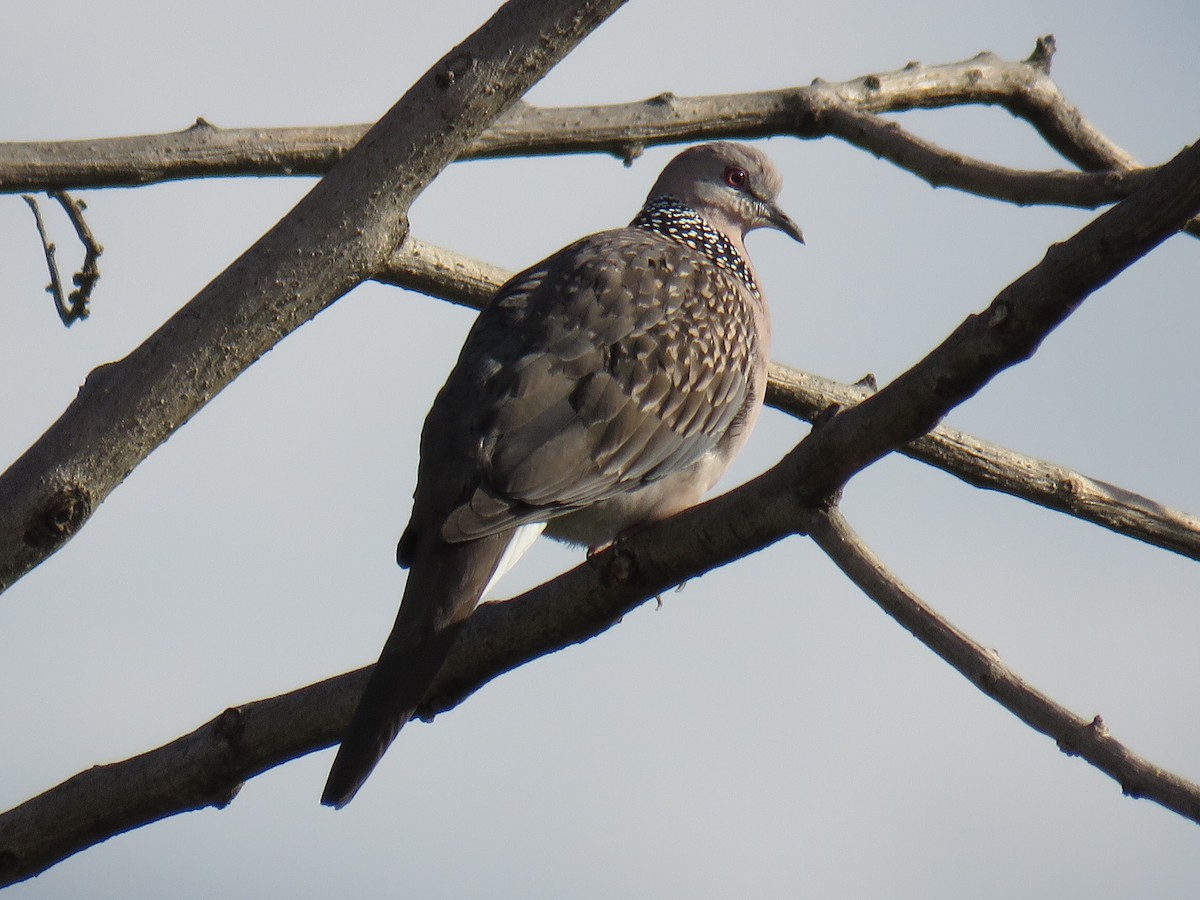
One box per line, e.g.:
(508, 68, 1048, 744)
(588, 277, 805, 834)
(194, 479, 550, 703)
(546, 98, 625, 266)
(724, 165, 749, 189)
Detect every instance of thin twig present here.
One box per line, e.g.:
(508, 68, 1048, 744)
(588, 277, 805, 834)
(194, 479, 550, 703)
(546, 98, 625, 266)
(21, 194, 63, 313)
(809, 506, 1200, 823)
(50, 190, 103, 321)
(22, 195, 73, 326)
(20, 192, 101, 325)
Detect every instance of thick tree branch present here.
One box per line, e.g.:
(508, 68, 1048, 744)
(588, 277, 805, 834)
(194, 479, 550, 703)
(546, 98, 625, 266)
(0, 456, 792, 886)
(5, 125, 1199, 885)
(809, 506, 1200, 822)
(0, 40, 1165, 218)
(0, 0, 627, 597)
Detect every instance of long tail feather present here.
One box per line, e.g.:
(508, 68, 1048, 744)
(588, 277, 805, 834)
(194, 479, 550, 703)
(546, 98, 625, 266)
(322, 532, 510, 808)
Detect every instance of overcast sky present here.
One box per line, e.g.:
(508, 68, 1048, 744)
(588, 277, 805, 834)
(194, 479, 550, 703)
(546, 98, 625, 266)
(3, 1, 1199, 897)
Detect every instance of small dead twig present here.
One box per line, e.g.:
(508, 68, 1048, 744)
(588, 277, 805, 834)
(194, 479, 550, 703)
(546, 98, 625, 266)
(21, 190, 103, 326)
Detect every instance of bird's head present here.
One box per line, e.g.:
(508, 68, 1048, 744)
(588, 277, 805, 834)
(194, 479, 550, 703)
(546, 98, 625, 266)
(646, 141, 804, 245)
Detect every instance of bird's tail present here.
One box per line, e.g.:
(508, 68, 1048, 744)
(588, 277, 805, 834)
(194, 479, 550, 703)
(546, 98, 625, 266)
(321, 532, 509, 808)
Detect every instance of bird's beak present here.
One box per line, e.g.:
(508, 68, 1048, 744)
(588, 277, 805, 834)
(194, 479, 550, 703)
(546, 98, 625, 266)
(764, 201, 804, 244)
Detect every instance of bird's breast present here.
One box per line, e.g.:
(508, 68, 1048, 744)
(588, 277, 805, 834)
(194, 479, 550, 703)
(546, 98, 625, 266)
(541, 446, 729, 549)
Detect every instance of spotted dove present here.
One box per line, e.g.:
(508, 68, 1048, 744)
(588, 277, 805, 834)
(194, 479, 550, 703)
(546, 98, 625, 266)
(322, 141, 803, 807)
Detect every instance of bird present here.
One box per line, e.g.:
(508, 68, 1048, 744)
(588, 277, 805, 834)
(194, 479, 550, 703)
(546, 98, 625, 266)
(321, 141, 803, 808)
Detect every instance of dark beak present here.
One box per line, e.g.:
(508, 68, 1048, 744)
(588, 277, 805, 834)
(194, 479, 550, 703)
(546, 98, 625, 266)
(765, 201, 804, 244)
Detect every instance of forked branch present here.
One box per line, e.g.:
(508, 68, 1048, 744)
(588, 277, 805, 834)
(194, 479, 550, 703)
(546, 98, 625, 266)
(0, 38, 1179, 230)
(19, 191, 101, 326)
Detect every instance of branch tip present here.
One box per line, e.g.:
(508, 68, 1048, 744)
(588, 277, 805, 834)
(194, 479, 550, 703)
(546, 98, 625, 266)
(618, 141, 644, 166)
(1028, 35, 1056, 73)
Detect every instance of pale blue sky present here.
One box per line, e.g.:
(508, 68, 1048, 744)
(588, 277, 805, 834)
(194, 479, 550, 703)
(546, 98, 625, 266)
(2, 2, 1199, 897)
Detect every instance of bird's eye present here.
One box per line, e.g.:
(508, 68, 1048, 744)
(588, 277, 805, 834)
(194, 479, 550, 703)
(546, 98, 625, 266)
(723, 165, 749, 190)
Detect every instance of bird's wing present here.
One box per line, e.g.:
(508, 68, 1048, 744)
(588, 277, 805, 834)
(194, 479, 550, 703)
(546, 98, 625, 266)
(428, 228, 760, 544)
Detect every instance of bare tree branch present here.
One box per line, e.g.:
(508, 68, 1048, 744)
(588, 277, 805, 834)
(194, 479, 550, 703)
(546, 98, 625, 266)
(810, 101, 1157, 209)
(20, 195, 69, 322)
(777, 138, 1200, 504)
(0, 40, 1165, 219)
(764, 366, 1200, 562)
(19, 191, 100, 326)
(376, 235, 514, 310)
(0, 666, 356, 886)
(0, 454, 789, 886)
(2, 119, 363, 191)
(4, 123, 1199, 886)
(808, 505, 1200, 822)
(0, 0, 628, 597)
(49, 190, 103, 320)
(1004, 35, 1142, 172)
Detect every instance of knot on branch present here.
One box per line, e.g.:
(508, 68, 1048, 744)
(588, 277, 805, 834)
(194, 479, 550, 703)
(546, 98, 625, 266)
(786, 88, 826, 138)
(617, 141, 645, 167)
(22, 482, 92, 550)
(214, 707, 247, 745)
(1057, 714, 1109, 758)
(987, 300, 1011, 328)
(435, 51, 475, 89)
